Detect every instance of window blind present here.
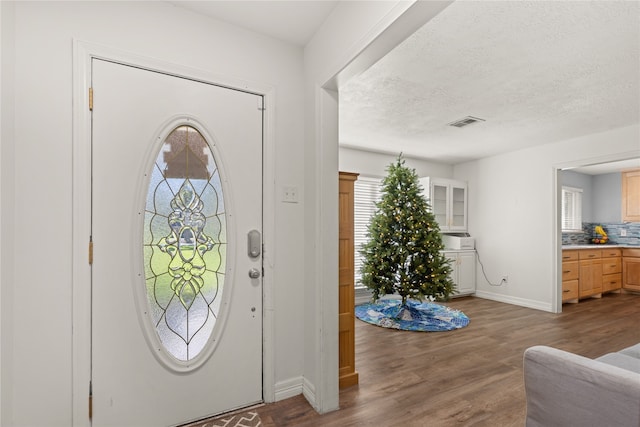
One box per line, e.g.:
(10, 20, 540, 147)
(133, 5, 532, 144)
(354, 176, 382, 287)
(562, 186, 583, 231)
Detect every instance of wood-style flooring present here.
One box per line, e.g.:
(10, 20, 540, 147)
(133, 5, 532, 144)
(257, 293, 640, 426)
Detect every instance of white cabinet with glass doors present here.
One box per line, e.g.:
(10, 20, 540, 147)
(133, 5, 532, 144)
(419, 177, 468, 232)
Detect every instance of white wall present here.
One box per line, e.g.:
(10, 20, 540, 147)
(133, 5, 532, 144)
(2, 2, 306, 425)
(454, 124, 640, 311)
(560, 170, 623, 224)
(592, 173, 622, 223)
(339, 146, 453, 179)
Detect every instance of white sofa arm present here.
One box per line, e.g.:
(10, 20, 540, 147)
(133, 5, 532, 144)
(523, 345, 640, 427)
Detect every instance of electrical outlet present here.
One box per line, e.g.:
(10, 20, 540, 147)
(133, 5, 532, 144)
(502, 276, 508, 285)
(620, 229, 627, 237)
(282, 186, 299, 203)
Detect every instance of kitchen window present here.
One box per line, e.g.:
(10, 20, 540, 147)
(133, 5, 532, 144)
(562, 186, 583, 232)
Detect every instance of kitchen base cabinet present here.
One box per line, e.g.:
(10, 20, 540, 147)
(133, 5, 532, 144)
(623, 248, 640, 292)
(578, 250, 603, 299)
(561, 250, 579, 303)
(444, 250, 476, 297)
(602, 248, 622, 293)
(562, 248, 627, 303)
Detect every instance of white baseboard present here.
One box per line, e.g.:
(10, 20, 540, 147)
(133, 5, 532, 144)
(355, 287, 372, 305)
(357, 287, 552, 312)
(274, 376, 319, 412)
(274, 376, 304, 402)
(474, 290, 553, 312)
(302, 377, 316, 407)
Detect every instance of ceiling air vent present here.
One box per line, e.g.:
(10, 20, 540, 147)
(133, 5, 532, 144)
(448, 116, 485, 128)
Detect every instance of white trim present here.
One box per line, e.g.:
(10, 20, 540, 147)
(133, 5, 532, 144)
(552, 167, 562, 314)
(554, 151, 640, 172)
(473, 291, 553, 313)
(71, 39, 93, 427)
(0, 4, 4, 423)
(355, 288, 373, 306)
(72, 39, 276, 425)
(313, 87, 340, 413)
(274, 377, 304, 402)
(552, 150, 640, 315)
(261, 86, 277, 404)
(302, 377, 317, 407)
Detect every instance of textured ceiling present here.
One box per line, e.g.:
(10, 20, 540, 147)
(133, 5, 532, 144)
(339, 1, 640, 165)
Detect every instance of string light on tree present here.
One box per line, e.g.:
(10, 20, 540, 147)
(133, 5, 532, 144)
(359, 155, 454, 308)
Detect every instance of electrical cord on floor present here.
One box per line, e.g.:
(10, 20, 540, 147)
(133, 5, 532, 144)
(476, 249, 506, 287)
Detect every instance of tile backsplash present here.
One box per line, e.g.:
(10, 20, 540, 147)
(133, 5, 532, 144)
(562, 222, 640, 246)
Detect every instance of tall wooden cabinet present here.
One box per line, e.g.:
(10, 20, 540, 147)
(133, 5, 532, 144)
(338, 172, 359, 389)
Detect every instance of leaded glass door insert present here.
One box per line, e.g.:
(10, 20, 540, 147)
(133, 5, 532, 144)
(144, 125, 226, 361)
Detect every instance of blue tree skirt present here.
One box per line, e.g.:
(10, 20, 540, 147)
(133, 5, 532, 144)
(355, 299, 469, 332)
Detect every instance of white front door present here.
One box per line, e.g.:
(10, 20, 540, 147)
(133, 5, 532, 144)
(91, 59, 263, 426)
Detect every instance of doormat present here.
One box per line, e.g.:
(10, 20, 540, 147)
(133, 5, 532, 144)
(355, 299, 469, 332)
(182, 410, 262, 427)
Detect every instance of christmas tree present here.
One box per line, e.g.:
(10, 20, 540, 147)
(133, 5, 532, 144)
(359, 156, 454, 307)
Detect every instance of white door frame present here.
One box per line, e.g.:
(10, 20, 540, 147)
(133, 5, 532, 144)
(71, 40, 276, 426)
(552, 150, 640, 314)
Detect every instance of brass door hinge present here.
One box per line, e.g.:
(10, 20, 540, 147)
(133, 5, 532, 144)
(89, 87, 94, 111)
(88, 237, 93, 265)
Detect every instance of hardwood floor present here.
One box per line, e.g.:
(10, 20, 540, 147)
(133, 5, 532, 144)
(257, 293, 640, 426)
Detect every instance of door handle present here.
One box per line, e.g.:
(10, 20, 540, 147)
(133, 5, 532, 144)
(248, 268, 261, 279)
(247, 229, 261, 258)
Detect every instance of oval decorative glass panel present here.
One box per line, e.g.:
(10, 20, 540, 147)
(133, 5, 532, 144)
(143, 125, 226, 362)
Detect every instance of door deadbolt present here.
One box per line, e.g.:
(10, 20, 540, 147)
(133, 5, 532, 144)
(247, 229, 261, 258)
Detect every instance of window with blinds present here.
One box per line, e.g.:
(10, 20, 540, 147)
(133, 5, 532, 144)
(354, 176, 382, 288)
(562, 186, 583, 232)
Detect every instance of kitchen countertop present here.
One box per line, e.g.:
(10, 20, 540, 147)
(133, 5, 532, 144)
(562, 244, 640, 249)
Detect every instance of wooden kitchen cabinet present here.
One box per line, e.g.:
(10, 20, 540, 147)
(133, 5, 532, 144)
(561, 250, 579, 302)
(562, 248, 625, 302)
(622, 169, 640, 222)
(601, 248, 622, 293)
(623, 248, 640, 292)
(578, 249, 603, 298)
